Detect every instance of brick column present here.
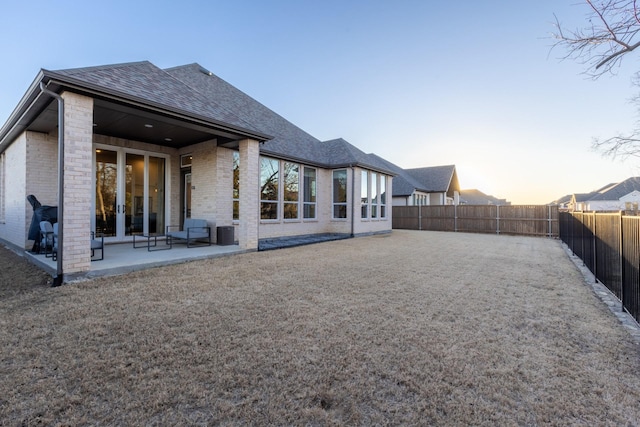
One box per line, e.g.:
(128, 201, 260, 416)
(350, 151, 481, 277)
(238, 139, 259, 250)
(61, 92, 93, 274)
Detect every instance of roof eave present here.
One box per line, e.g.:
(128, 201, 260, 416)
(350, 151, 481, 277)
(1, 69, 273, 152)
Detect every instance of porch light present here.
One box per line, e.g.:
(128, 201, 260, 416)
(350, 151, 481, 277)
(164, 138, 172, 142)
(144, 124, 153, 128)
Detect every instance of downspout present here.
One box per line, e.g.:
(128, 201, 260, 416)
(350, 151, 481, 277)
(39, 82, 64, 286)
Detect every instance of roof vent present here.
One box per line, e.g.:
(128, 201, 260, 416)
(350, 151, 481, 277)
(199, 67, 213, 76)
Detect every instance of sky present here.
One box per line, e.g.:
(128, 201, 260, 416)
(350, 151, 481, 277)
(1, 0, 639, 204)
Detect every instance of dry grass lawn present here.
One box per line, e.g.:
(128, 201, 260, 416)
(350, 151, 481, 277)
(2, 230, 640, 425)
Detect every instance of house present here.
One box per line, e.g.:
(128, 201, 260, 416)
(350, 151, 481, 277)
(370, 155, 460, 206)
(568, 177, 640, 211)
(0, 61, 394, 281)
(459, 189, 510, 206)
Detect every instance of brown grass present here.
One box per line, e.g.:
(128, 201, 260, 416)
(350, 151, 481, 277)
(2, 230, 640, 425)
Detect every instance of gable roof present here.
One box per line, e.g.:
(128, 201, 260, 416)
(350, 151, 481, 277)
(589, 177, 640, 201)
(459, 189, 509, 205)
(404, 165, 459, 194)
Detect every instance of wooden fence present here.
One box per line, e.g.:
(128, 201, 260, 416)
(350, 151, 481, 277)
(559, 211, 640, 323)
(392, 205, 559, 237)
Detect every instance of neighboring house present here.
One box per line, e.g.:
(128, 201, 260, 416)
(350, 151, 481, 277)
(0, 61, 394, 278)
(569, 177, 640, 211)
(551, 194, 572, 210)
(369, 155, 460, 206)
(459, 189, 510, 206)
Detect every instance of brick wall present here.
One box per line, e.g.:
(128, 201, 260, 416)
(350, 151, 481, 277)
(238, 139, 259, 249)
(61, 92, 93, 274)
(0, 133, 27, 248)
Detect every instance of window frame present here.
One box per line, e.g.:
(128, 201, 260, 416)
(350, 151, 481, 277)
(232, 151, 240, 221)
(260, 156, 279, 220)
(283, 162, 300, 220)
(0, 152, 5, 223)
(332, 169, 348, 220)
(303, 166, 317, 220)
(361, 170, 369, 220)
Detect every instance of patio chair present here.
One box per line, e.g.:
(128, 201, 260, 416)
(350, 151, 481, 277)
(166, 218, 211, 248)
(91, 232, 104, 261)
(52, 229, 104, 262)
(39, 221, 55, 258)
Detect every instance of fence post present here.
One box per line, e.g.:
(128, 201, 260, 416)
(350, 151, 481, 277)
(593, 212, 597, 283)
(454, 204, 458, 232)
(496, 205, 500, 235)
(620, 211, 624, 314)
(418, 203, 422, 231)
(548, 205, 552, 238)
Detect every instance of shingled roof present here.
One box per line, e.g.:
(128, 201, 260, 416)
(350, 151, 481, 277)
(367, 154, 426, 196)
(1, 60, 396, 174)
(164, 63, 394, 173)
(589, 177, 640, 201)
(49, 61, 263, 136)
(404, 165, 459, 194)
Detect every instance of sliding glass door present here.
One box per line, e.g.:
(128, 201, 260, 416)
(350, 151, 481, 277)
(94, 146, 168, 241)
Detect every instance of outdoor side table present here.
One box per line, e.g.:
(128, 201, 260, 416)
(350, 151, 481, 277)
(133, 233, 172, 251)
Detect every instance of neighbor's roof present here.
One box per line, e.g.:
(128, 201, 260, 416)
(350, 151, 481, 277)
(404, 165, 460, 194)
(589, 177, 640, 201)
(459, 189, 509, 205)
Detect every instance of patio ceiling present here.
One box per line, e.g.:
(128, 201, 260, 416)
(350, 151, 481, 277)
(28, 98, 245, 149)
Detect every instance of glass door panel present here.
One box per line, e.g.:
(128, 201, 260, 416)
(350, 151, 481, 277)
(148, 156, 165, 234)
(95, 149, 118, 237)
(125, 153, 145, 236)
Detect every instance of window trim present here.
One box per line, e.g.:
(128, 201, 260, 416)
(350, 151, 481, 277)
(303, 166, 317, 220)
(361, 170, 369, 220)
(332, 169, 348, 220)
(283, 162, 300, 221)
(232, 151, 240, 222)
(260, 156, 279, 221)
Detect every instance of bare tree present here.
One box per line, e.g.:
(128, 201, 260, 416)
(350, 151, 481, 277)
(553, 0, 640, 158)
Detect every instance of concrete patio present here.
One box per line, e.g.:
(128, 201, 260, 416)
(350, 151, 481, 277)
(26, 240, 249, 280)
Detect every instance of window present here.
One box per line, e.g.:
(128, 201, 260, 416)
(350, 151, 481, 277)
(361, 170, 369, 219)
(0, 152, 4, 222)
(260, 157, 279, 220)
(283, 162, 299, 219)
(380, 175, 387, 218)
(333, 169, 348, 219)
(303, 167, 317, 219)
(233, 151, 240, 220)
(180, 154, 192, 168)
(371, 172, 378, 218)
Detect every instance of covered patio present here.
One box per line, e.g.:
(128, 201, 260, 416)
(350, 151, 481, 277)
(26, 241, 248, 280)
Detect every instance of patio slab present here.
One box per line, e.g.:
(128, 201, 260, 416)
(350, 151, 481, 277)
(26, 241, 250, 280)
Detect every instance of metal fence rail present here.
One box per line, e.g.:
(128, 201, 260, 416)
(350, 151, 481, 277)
(392, 204, 559, 237)
(560, 211, 639, 322)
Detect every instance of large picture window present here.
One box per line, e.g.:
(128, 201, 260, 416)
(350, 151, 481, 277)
(283, 162, 299, 219)
(0, 152, 5, 222)
(303, 167, 316, 219)
(260, 157, 279, 220)
(361, 170, 369, 219)
(380, 175, 387, 218)
(371, 172, 378, 219)
(333, 169, 348, 219)
(233, 151, 240, 220)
